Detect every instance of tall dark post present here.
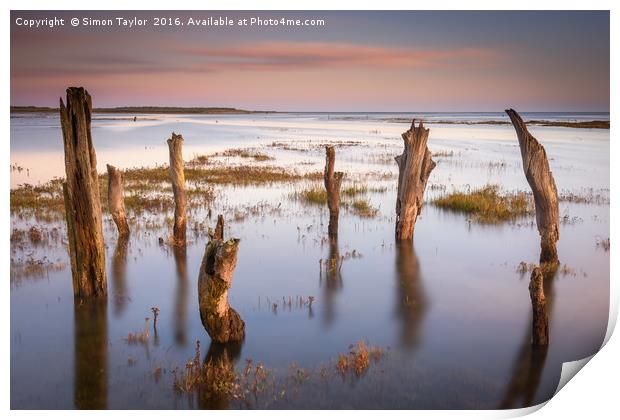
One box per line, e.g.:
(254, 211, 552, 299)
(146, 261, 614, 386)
(60, 87, 107, 298)
(324, 146, 343, 240)
(506, 109, 560, 265)
(167, 132, 187, 246)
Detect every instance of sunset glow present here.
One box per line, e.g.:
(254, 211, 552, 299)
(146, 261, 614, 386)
(11, 11, 609, 111)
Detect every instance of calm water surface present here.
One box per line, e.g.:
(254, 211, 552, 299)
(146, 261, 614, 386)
(10, 112, 609, 409)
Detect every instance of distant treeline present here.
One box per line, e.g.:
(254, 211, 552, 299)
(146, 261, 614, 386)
(10, 106, 274, 115)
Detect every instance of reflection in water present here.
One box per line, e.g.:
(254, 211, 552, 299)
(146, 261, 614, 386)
(394, 241, 427, 349)
(500, 267, 558, 408)
(73, 298, 108, 409)
(321, 238, 342, 327)
(197, 340, 244, 409)
(111, 235, 129, 317)
(173, 246, 189, 346)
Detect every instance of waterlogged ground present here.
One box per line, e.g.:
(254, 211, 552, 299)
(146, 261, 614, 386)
(10, 112, 610, 409)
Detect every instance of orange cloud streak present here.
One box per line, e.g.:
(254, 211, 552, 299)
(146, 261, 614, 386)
(178, 41, 498, 71)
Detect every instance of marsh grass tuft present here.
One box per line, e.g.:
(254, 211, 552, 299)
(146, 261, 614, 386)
(298, 187, 328, 205)
(596, 237, 610, 252)
(173, 341, 240, 399)
(336, 341, 384, 377)
(172, 340, 387, 407)
(350, 199, 379, 218)
(342, 184, 368, 197)
(434, 185, 531, 223)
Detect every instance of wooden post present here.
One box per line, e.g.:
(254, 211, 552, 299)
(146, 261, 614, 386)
(167, 132, 187, 246)
(529, 267, 549, 346)
(106, 164, 129, 237)
(395, 120, 436, 240)
(198, 216, 245, 343)
(60, 87, 107, 298)
(506, 109, 560, 265)
(210, 214, 225, 241)
(324, 146, 343, 239)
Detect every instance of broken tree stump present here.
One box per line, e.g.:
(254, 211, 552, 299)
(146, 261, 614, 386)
(106, 164, 129, 237)
(60, 87, 107, 298)
(506, 109, 560, 265)
(198, 216, 245, 343)
(167, 132, 187, 246)
(395, 120, 436, 240)
(209, 214, 225, 241)
(529, 267, 549, 346)
(324, 146, 344, 239)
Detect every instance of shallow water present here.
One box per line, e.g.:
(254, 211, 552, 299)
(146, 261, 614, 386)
(10, 112, 609, 409)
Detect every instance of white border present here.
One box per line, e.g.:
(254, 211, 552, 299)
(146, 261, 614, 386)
(3, 1, 617, 419)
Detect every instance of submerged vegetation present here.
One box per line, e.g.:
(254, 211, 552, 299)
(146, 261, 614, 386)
(596, 237, 610, 252)
(214, 148, 274, 161)
(172, 340, 387, 407)
(10, 162, 322, 220)
(336, 341, 384, 377)
(350, 199, 379, 218)
(298, 187, 328, 205)
(434, 185, 531, 223)
(293, 184, 381, 218)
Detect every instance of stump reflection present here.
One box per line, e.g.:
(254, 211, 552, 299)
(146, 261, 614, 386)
(394, 241, 427, 349)
(73, 298, 108, 409)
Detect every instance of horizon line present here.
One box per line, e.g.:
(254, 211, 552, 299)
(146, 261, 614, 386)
(9, 105, 611, 114)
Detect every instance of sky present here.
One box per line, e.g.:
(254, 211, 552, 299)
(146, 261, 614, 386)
(10, 11, 610, 111)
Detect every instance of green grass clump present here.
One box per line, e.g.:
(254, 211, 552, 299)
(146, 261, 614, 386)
(299, 187, 328, 205)
(434, 185, 530, 223)
(351, 199, 378, 218)
(342, 184, 368, 197)
(219, 148, 274, 161)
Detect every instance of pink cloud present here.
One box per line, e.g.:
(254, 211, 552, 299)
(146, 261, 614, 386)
(178, 42, 499, 71)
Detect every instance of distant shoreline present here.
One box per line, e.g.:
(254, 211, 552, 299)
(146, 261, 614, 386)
(382, 118, 610, 129)
(9, 106, 609, 129)
(9, 106, 274, 115)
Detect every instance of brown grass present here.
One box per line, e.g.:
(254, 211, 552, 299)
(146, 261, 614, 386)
(434, 185, 531, 223)
(336, 341, 384, 377)
(351, 199, 379, 218)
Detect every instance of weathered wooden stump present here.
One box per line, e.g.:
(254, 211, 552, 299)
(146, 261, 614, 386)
(167, 132, 187, 246)
(324, 146, 344, 239)
(395, 120, 436, 240)
(210, 214, 225, 241)
(106, 164, 129, 237)
(198, 216, 245, 343)
(60, 87, 107, 298)
(506, 109, 560, 265)
(529, 267, 549, 346)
